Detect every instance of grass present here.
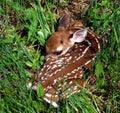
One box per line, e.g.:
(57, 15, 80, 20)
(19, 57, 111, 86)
(0, 0, 120, 112)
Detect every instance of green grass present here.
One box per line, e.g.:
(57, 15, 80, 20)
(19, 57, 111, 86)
(0, 0, 120, 112)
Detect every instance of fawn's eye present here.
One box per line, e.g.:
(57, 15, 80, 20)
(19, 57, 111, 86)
(60, 40, 63, 44)
(53, 50, 63, 55)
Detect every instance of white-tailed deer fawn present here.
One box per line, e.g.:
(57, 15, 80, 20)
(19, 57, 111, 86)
(28, 14, 102, 107)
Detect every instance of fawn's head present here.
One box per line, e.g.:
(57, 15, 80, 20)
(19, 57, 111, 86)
(46, 14, 88, 57)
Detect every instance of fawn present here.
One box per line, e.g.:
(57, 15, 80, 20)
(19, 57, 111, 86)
(28, 14, 102, 107)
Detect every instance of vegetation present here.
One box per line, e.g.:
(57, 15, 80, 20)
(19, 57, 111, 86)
(0, 0, 120, 112)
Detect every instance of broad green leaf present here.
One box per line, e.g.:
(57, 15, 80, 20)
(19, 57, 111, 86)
(32, 101, 44, 112)
(37, 31, 44, 38)
(101, 0, 107, 6)
(25, 61, 33, 67)
(37, 83, 44, 98)
(95, 61, 104, 77)
(59, 1, 69, 6)
(97, 78, 105, 88)
(1, 38, 14, 44)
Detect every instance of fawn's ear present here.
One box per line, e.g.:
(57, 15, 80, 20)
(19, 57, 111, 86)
(58, 14, 71, 31)
(70, 27, 89, 44)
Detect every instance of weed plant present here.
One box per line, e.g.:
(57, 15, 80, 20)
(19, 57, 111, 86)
(0, 0, 120, 112)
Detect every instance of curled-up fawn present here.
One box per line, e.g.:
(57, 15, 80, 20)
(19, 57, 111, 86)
(28, 14, 102, 107)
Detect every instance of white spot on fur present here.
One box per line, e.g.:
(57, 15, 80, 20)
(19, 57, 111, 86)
(58, 64, 62, 67)
(51, 64, 57, 70)
(79, 73, 83, 77)
(95, 38, 100, 49)
(44, 97, 58, 108)
(54, 79, 57, 84)
(69, 81, 73, 84)
(74, 76, 77, 79)
(71, 70, 75, 74)
(45, 93, 52, 97)
(47, 85, 52, 89)
(67, 73, 71, 76)
(74, 86, 78, 91)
